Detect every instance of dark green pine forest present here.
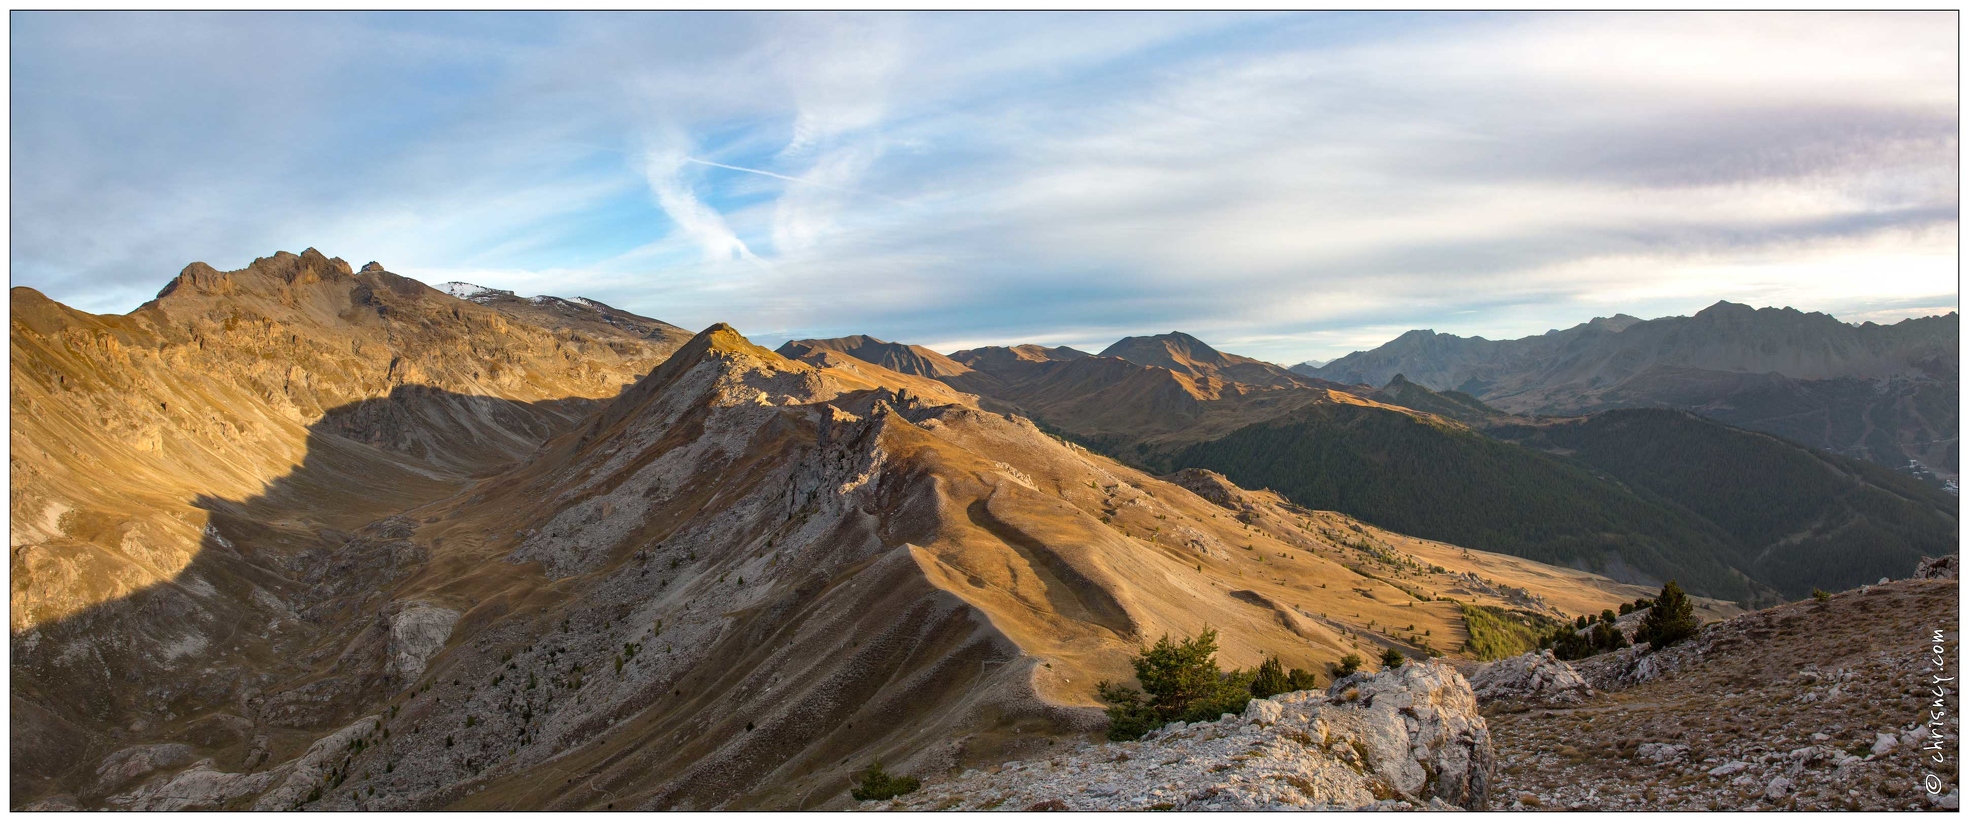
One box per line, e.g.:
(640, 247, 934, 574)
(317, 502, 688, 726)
(1488, 408, 1959, 599)
(1127, 403, 1955, 605)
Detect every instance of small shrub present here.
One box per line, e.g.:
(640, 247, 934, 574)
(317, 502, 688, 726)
(1588, 620, 1628, 652)
(1329, 653, 1364, 678)
(849, 759, 920, 801)
(1378, 646, 1406, 670)
(1812, 588, 1831, 603)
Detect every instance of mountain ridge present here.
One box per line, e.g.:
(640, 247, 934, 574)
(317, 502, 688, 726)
(1300, 302, 1958, 478)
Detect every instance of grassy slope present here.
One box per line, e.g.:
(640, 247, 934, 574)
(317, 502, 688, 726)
(1459, 603, 1562, 661)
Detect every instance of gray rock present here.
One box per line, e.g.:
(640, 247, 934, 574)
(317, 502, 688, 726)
(1915, 555, 1958, 580)
(107, 759, 281, 812)
(385, 602, 459, 682)
(1242, 697, 1283, 725)
(93, 743, 195, 794)
(1872, 733, 1899, 756)
(1469, 650, 1592, 706)
(1637, 742, 1688, 764)
(884, 661, 1495, 811)
(1708, 761, 1749, 777)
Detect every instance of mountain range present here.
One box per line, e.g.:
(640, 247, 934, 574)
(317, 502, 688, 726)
(1297, 302, 1958, 482)
(800, 330, 1955, 604)
(13, 250, 1711, 811)
(8, 251, 1955, 810)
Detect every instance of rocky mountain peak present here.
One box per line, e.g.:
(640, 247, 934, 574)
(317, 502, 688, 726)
(154, 248, 358, 302)
(155, 261, 232, 298)
(1586, 314, 1643, 332)
(1695, 299, 1757, 317)
(1100, 331, 1229, 365)
(773, 335, 973, 378)
(252, 247, 354, 284)
(946, 343, 1090, 372)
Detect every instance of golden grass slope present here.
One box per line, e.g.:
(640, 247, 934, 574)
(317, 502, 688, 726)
(18, 320, 1671, 811)
(9, 250, 680, 631)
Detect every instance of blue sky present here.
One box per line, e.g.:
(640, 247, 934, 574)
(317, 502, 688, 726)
(11, 11, 1958, 364)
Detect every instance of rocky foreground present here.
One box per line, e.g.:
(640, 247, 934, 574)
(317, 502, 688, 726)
(1487, 578, 1958, 811)
(871, 576, 1958, 813)
(878, 661, 1493, 811)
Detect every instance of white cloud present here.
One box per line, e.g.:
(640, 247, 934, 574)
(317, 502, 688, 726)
(12, 12, 1957, 364)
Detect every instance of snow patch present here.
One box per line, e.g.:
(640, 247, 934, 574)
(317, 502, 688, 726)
(439, 282, 515, 304)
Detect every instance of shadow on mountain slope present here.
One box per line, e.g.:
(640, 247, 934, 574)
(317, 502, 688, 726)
(10, 386, 595, 806)
(10, 382, 1076, 811)
(17, 324, 1756, 812)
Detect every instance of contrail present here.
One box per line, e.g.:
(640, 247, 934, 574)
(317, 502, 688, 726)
(683, 158, 907, 205)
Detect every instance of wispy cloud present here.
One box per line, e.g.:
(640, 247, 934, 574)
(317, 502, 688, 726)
(638, 141, 761, 264)
(685, 157, 905, 205)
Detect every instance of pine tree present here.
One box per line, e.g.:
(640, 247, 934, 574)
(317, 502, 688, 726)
(1249, 655, 1290, 699)
(1095, 627, 1252, 740)
(1285, 667, 1320, 691)
(1134, 629, 1229, 720)
(1640, 580, 1699, 650)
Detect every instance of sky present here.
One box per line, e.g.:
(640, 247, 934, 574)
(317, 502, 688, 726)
(11, 11, 1959, 365)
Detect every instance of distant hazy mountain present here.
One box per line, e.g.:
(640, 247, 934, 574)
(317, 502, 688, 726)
(1099, 331, 1321, 389)
(776, 334, 974, 378)
(1362, 375, 1507, 426)
(1300, 302, 1959, 479)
